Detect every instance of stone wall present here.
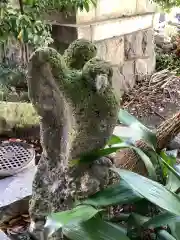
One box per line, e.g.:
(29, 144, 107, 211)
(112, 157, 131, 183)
(50, 0, 156, 98)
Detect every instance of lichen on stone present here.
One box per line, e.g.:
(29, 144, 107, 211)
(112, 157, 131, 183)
(28, 39, 121, 240)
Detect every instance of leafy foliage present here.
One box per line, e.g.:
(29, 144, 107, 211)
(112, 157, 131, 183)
(0, 4, 53, 47)
(153, 0, 180, 12)
(26, 0, 97, 13)
(0, 0, 97, 46)
(156, 52, 180, 75)
(0, 61, 29, 101)
(0, 61, 27, 89)
(44, 109, 180, 240)
(45, 205, 101, 236)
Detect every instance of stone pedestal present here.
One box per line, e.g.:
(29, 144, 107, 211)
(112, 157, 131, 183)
(48, 0, 156, 97)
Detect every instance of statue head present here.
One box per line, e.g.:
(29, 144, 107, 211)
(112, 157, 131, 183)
(82, 57, 113, 94)
(63, 39, 97, 70)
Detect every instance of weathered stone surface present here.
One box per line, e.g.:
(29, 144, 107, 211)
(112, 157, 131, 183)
(95, 37, 124, 65)
(91, 14, 154, 41)
(135, 58, 148, 80)
(76, 3, 96, 23)
(124, 32, 143, 60)
(53, 14, 154, 45)
(135, 54, 155, 80)
(145, 51, 156, 75)
(0, 165, 35, 224)
(136, 0, 156, 13)
(28, 39, 120, 239)
(124, 28, 154, 60)
(142, 28, 154, 56)
(121, 60, 136, 90)
(95, 0, 137, 20)
(111, 66, 126, 97)
(154, 33, 171, 47)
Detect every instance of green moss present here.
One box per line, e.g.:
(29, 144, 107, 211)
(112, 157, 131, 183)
(82, 57, 113, 85)
(63, 39, 97, 70)
(29, 39, 120, 155)
(36, 41, 119, 111)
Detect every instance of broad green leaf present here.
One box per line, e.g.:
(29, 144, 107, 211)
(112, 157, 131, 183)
(63, 217, 130, 240)
(72, 143, 157, 180)
(118, 109, 157, 149)
(131, 122, 157, 149)
(112, 143, 157, 180)
(169, 220, 180, 240)
(166, 169, 180, 193)
(45, 205, 100, 236)
(82, 179, 143, 207)
(112, 168, 180, 215)
(143, 212, 180, 228)
(160, 151, 177, 177)
(127, 213, 150, 239)
(156, 229, 177, 240)
(160, 157, 180, 182)
(83, 1, 90, 11)
(128, 213, 150, 228)
(146, 150, 165, 184)
(118, 109, 141, 126)
(130, 146, 157, 180)
(91, 0, 97, 6)
(107, 134, 123, 146)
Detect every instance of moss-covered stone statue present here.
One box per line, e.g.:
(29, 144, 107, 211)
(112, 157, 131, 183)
(27, 39, 120, 239)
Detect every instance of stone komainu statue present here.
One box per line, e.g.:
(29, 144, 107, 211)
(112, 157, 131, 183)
(27, 39, 120, 239)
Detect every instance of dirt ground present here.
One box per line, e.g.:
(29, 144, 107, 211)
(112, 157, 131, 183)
(121, 70, 180, 129)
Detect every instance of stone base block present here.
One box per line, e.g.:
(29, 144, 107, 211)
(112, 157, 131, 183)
(135, 54, 156, 81)
(124, 28, 155, 60)
(95, 37, 124, 65)
(121, 60, 136, 90)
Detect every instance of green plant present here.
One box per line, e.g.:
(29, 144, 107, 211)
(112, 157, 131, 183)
(0, 62, 27, 90)
(0, 0, 97, 47)
(154, 0, 180, 12)
(0, 61, 29, 101)
(156, 52, 180, 75)
(43, 109, 180, 240)
(0, 4, 53, 47)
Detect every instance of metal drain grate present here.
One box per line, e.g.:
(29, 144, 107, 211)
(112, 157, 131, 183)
(0, 142, 35, 177)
